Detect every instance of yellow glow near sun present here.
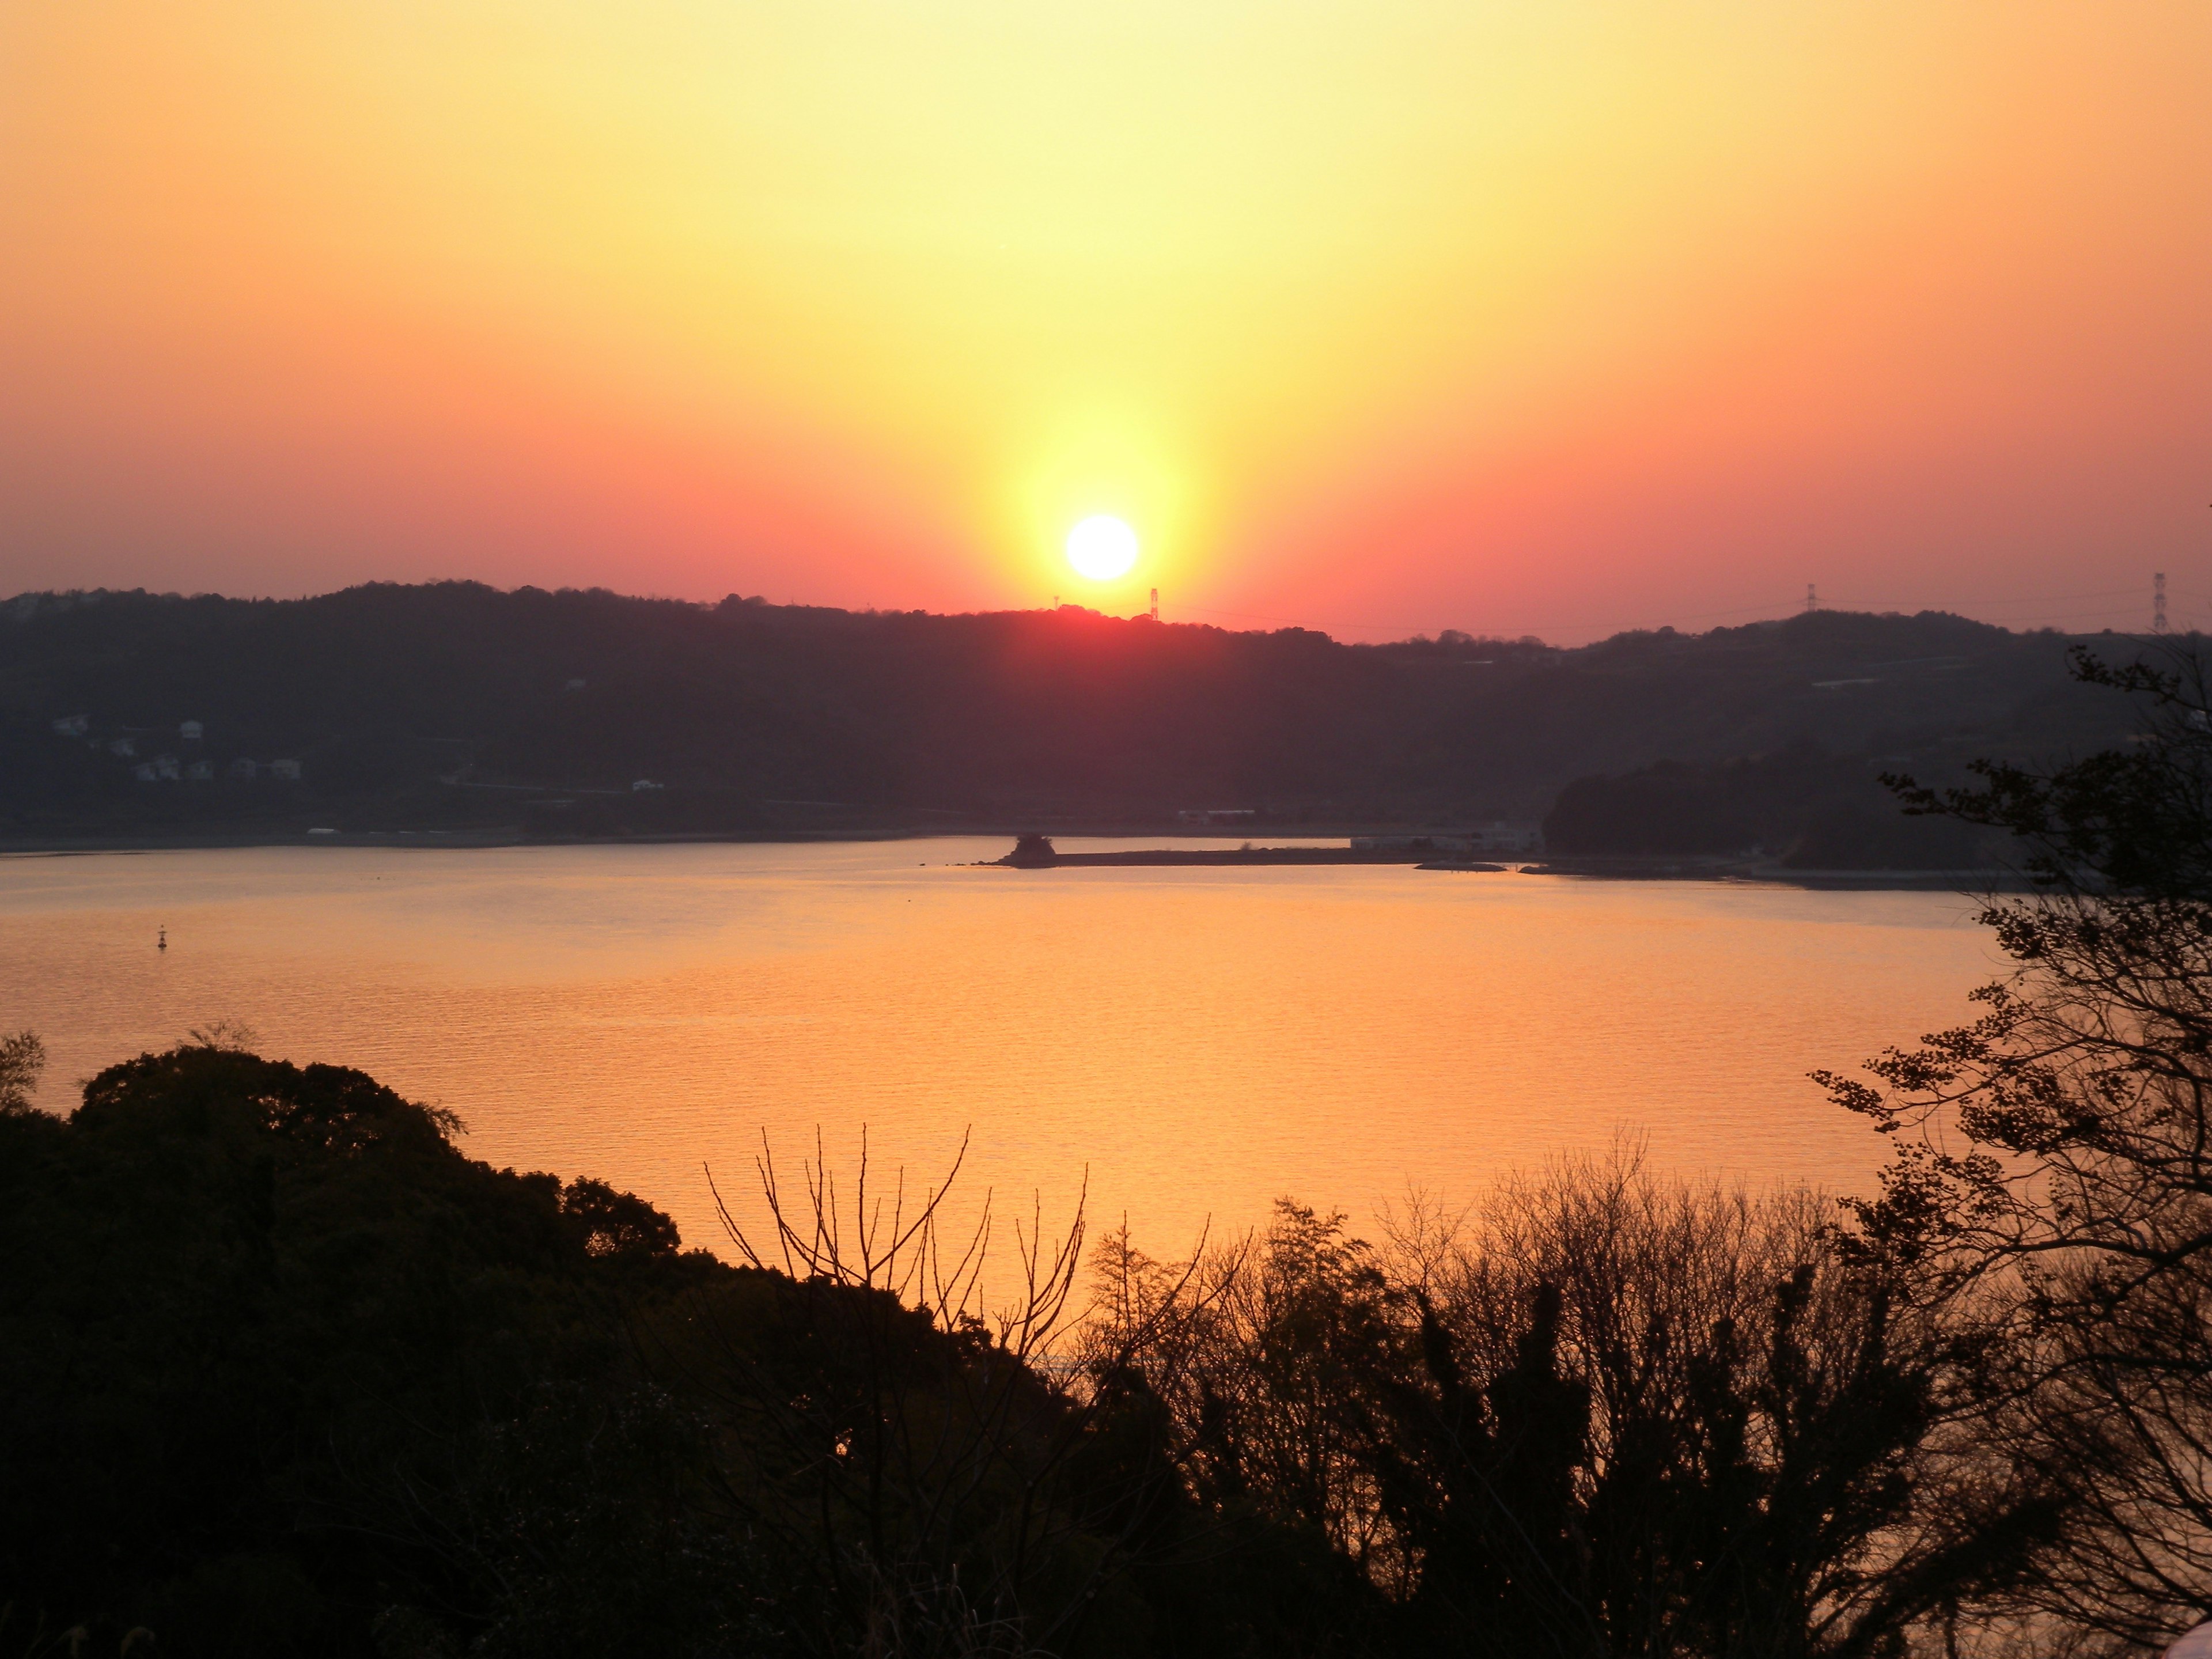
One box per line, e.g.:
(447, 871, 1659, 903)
(998, 412, 1196, 599)
(1065, 516, 1139, 582)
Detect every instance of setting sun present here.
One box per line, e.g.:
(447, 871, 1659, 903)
(1065, 516, 1139, 583)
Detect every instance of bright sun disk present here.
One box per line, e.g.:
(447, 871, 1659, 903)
(1065, 516, 1138, 581)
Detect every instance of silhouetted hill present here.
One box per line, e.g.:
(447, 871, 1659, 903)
(0, 582, 2143, 848)
(1541, 744, 2001, 869)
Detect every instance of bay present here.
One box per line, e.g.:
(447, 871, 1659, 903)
(0, 840, 1998, 1260)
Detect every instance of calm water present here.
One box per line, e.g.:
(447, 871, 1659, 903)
(0, 840, 2000, 1259)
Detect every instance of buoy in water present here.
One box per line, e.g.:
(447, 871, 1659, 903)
(157, 927, 167, 951)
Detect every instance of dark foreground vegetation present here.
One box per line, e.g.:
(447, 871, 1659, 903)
(6, 646, 2210, 1656)
(0, 582, 2133, 857)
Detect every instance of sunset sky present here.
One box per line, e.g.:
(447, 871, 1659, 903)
(3, 2, 2207, 642)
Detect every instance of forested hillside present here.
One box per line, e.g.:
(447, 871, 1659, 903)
(0, 582, 2139, 853)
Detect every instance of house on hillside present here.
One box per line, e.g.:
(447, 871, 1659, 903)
(180, 720, 203, 741)
(51, 714, 89, 738)
(187, 760, 213, 782)
(269, 759, 302, 781)
(228, 757, 259, 780)
(109, 737, 136, 758)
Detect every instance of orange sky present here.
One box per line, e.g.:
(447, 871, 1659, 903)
(3, 2, 2207, 642)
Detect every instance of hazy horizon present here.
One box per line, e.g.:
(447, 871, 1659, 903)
(0, 573, 2180, 654)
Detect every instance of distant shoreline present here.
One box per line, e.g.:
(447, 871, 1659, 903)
(0, 827, 2028, 891)
(0, 824, 1372, 860)
(979, 843, 2024, 890)
(0, 823, 1336, 857)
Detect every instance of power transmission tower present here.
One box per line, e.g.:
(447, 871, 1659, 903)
(1805, 582, 1818, 613)
(1149, 587, 1160, 621)
(2154, 571, 2169, 634)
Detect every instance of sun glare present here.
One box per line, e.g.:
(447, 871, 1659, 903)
(1065, 516, 1139, 582)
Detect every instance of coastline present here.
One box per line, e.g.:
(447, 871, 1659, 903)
(1509, 855, 2033, 892)
(975, 841, 2024, 889)
(0, 827, 2027, 891)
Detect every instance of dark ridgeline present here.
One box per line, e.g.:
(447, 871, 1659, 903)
(0, 582, 2136, 860)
